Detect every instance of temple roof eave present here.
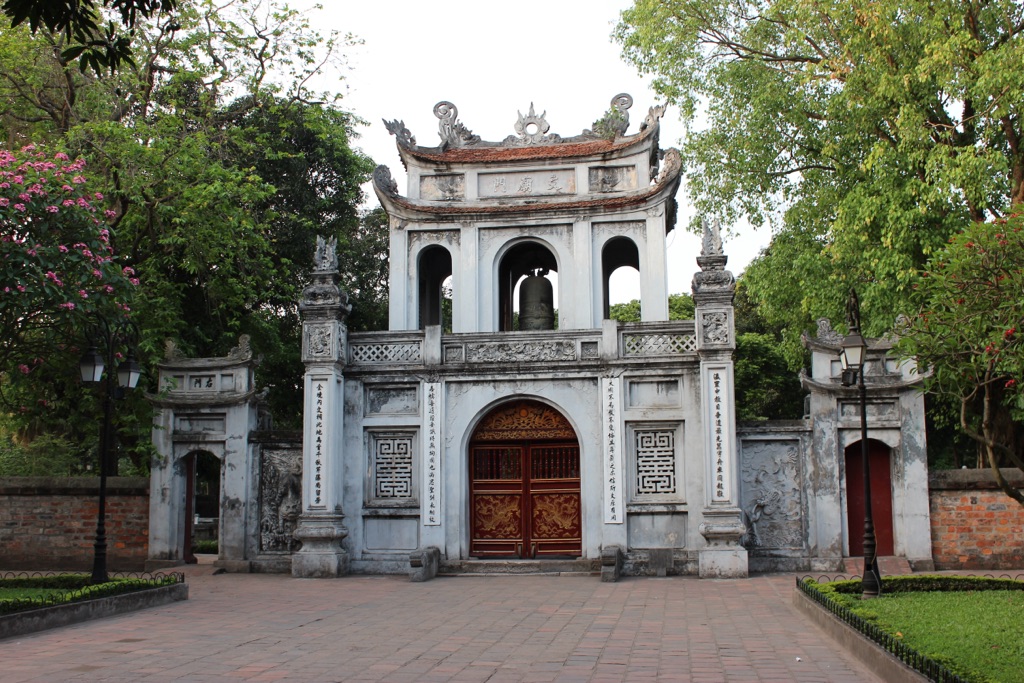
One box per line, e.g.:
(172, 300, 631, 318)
(372, 152, 682, 222)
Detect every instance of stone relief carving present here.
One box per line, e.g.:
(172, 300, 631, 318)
(227, 334, 252, 361)
(383, 118, 416, 147)
(740, 441, 804, 549)
(465, 340, 577, 363)
(589, 165, 637, 193)
(434, 101, 479, 149)
(305, 324, 333, 358)
(701, 311, 730, 345)
(259, 448, 303, 553)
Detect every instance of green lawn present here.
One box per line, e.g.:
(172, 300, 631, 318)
(812, 577, 1024, 683)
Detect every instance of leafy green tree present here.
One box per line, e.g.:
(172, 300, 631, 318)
(1, 1, 379, 438)
(1, 0, 177, 74)
(898, 210, 1024, 505)
(616, 0, 1024, 354)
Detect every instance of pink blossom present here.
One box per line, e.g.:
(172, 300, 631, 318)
(16, 285, 25, 292)
(0, 198, 8, 207)
(13, 203, 25, 211)
(12, 175, 23, 184)
(0, 182, 9, 189)
(45, 205, 59, 213)
(62, 185, 73, 192)
(58, 245, 68, 253)
(18, 193, 30, 201)
(54, 152, 69, 161)
(81, 249, 93, 258)
(93, 192, 103, 200)
(17, 364, 30, 374)
(62, 199, 75, 207)
(76, 197, 89, 207)
(72, 175, 86, 184)
(78, 289, 88, 299)
(58, 302, 75, 310)
(93, 269, 102, 278)
(129, 278, 140, 286)
(103, 210, 116, 219)
(122, 266, 135, 276)
(104, 285, 114, 294)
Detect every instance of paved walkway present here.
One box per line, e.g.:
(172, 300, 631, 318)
(3, 565, 883, 683)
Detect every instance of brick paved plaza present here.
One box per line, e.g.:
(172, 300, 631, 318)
(2, 565, 883, 682)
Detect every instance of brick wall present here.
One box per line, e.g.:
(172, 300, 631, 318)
(929, 469, 1024, 570)
(0, 477, 149, 572)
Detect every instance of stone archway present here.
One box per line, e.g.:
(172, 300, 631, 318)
(468, 399, 581, 558)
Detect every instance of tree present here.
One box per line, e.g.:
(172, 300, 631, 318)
(1, 0, 177, 74)
(0, 0, 379, 438)
(897, 210, 1024, 506)
(616, 0, 1024, 353)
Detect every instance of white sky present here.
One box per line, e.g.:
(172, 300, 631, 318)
(295, 0, 769, 300)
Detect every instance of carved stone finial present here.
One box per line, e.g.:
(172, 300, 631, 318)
(701, 217, 724, 257)
(228, 334, 252, 360)
(846, 288, 862, 333)
(642, 104, 667, 131)
(504, 103, 561, 146)
(314, 235, 338, 273)
(815, 318, 844, 344)
(383, 118, 416, 147)
(373, 165, 399, 197)
(434, 101, 479, 149)
(164, 338, 184, 360)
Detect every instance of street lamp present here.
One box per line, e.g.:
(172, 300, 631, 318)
(79, 322, 139, 584)
(840, 289, 881, 598)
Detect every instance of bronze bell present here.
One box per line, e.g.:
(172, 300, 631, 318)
(518, 269, 554, 330)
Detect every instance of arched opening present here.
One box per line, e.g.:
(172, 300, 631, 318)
(844, 439, 894, 557)
(418, 245, 452, 329)
(468, 399, 581, 558)
(183, 450, 221, 563)
(498, 242, 558, 331)
(602, 237, 640, 319)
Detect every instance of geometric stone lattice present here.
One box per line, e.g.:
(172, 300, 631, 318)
(634, 429, 677, 496)
(259, 447, 303, 553)
(623, 333, 697, 356)
(372, 432, 415, 499)
(350, 342, 422, 364)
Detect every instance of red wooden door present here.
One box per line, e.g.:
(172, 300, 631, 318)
(470, 443, 581, 558)
(845, 440, 895, 556)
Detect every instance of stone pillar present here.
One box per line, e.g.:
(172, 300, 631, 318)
(292, 236, 352, 578)
(692, 218, 748, 578)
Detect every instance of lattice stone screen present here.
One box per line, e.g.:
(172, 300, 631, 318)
(350, 342, 422, 364)
(633, 428, 678, 498)
(369, 431, 416, 501)
(622, 333, 697, 357)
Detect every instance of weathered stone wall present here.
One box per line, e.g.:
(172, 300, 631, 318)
(929, 468, 1024, 570)
(0, 477, 149, 571)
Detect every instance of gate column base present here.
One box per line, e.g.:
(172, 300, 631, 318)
(291, 515, 350, 578)
(698, 509, 748, 578)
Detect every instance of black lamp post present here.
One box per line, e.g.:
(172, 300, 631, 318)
(839, 289, 881, 598)
(79, 322, 140, 584)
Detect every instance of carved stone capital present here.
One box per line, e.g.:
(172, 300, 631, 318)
(291, 514, 350, 578)
(699, 509, 746, 547)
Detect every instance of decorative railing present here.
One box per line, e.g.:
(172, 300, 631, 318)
(795, 576, 1014, 683)
(348, 336, 423, 364)
(621, 323, 697, 357)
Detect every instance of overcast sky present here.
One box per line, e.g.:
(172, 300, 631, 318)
(294, 0, 769, 299)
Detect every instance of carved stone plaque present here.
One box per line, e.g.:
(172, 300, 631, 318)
(588, 165, 638, 193)
(465, 340, 576, 363)
(420, 174, 465, 201)
(259, 447, 303, 553)
(478, 169, 576, 198)
(739, 440, 804, 549)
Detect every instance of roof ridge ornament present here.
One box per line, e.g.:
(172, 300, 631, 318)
(383, 119, 416, 147)
(434, 101, 480, 150)
(504, 103, 562, 146)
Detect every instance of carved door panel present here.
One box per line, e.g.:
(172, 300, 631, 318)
(470, 443, 581, 558)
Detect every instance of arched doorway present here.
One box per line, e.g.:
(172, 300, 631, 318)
(469, 400, 581, 558)
(844, 439, 894, 556)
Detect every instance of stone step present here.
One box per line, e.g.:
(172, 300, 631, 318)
(440, 558, 599, 576)
(842, 556, 914, 577)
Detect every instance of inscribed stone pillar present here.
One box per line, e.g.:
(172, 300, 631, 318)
(292, 236, 352, 578)
(692, 218, 748, 578)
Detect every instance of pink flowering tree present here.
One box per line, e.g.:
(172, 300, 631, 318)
(898, 209, 1024, 507)
(1, 144, 137, 401)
